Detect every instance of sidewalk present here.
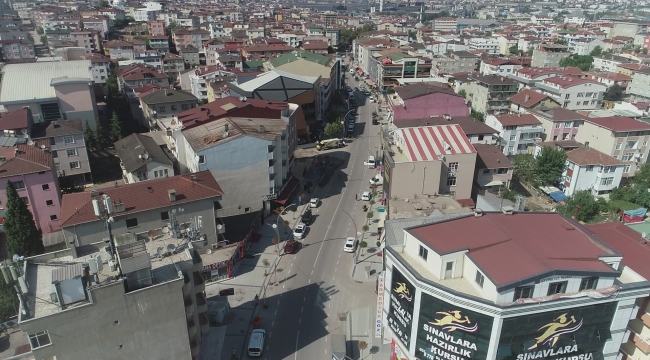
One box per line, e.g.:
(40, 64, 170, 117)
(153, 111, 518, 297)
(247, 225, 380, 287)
(350, 186, 386, 284)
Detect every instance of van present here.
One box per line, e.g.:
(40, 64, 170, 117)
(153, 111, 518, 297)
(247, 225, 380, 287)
(364, 156, 376, 168)
(248, 329, 266, 357)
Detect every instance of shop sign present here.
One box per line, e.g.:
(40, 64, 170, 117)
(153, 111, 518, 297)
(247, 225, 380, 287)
(376, 275, 385, 338)
(387, 267, 415, 348)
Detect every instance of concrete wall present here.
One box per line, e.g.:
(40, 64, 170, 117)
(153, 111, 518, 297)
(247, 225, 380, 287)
(20, 278, 192, 360)
(0, 171, 61, 233)
(63, 197, 218, 247)
(54, 82, 99, 130)
(50, 133, 92, 179)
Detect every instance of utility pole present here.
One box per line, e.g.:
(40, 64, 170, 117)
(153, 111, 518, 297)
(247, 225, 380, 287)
(92, 195, 118, 269)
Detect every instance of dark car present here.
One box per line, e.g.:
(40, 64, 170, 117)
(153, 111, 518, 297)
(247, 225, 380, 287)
(301, 208, 313, 224)
(284, 239, 299, 254)
(372, 118, 379, 125)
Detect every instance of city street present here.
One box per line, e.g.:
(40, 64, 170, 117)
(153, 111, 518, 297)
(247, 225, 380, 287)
(259, 75, 383, 359)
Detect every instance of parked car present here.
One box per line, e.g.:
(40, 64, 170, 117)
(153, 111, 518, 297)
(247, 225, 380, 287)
(369, 175, 383, 185)
(361, 191, 371, 201)
(301, 208, 313, 224)
(284, 239, 300, 254)
(309, 198, 320, 208)
(344, 237, 357, 253)
(248, 329, 266, 357)
(372, 118, 379, 125)
(364, 156, 376, 168)
(293, 223, 306, 239)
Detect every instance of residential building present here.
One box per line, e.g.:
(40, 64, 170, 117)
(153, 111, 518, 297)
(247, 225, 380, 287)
(31, 119, 92, 185)
(495, 35, 518, 55)
(373, 53, 433, 89)
(530, 107, 587, 142)
(468, 74, 518, 115)
(593, 54, 632, 73)
(139, 88, 198, 130)
(0, 142, 61, 235)
(531, 44, 570, 68)
(241, 43, 296, 61)
(473, 143, 513, 197)
(468, 38, 500, 55)
(116, 63, 169, 92)
(390, 83, 469, 121)
(203, 39, 225, 67)
(184, 67, 237, 103)
(0, 60, 99, 129)
(85, 54, 111, 84)
(535, 76, 606, 111)
(162, 53, 185, 74)
(479, 58, 522, 76)
(611, 20, 648, 38)
(432, 17, 457, 32)
(627, 68, 650, 100)
(509, 89, 561, 113)
(115, 133, 173, 184)
(559, 145, 624, 196)
(615, 63, 649, 77)
(104, 40, 146, 60)
(382, 124, 477, 201)
(509, 66, 585, 90)
(206, 76, 235, 103)
(149, 35, 170, 54)
(575, 116, 650, 178)
(147, 19, 166, 37)
(179, 45, 200, 67)
(587, 71, 631, 89)
(393, 116, 498, 145)
(381, 212, 650, 360)
(485, 113, 543, 156)
(431, 51, 479, 77)
(70, 30, 102, 55)
(0, 39, 35, 61)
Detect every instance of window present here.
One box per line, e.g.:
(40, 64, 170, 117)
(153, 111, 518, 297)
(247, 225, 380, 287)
(644, 141, 648, 147)
(508, 146, 514, 153)
(125, 218, 138, 228)
(579, 277, 598, 291)
(198, 155, 206, 164)
(478, 135, 484, 141)
(601, 177, 614, 186)
(52, 150, 58, 158)
(28, 330, 51, 349)
(565, 94, 570, 99)
(564, 121, 572, 128)
(159, 106, 166, 113)
(497, 168, 508, 174)
(447, 176, 457, 186)
(509, 134, 516, 141)
(171, 105, 177, 111)
(582, 101, 589, 106)
(625, 140, 637, 149)
(615, 143, 622, 150)
(64, 136, 74, 144)
(483, 169, 491, 174)
(418, 245, 428, 260)
(46, 200, 54, 206)
(475, 271, 485, 288)
(50, 215, 58, 221)
(622, 153, 633, 161)
(181, 104, 189, 110)
(12, 180, 25, 189)
(69, 161, 81, 169)
(42, 184, 50, 190)
(586, 92, 593, 97)
(563, 101, 570, 107)
(586, 165, 594, 172)
(448, 162, 458, 171)
(21, 197, 29, 205)
(513, 286, 534, 300)
(160, 211, 169, 221)
(577, 92, 584, 97)
(55, 163, 61, 172)
(547, 281, 567, 295)
(66, 149, 77, 157)
(623, 165, 631, 173)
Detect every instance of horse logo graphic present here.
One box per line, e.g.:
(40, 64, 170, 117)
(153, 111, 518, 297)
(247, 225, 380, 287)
(429, 310, 478, 333)
(393, 282, 412, 302)
(527, 313, 583, 350)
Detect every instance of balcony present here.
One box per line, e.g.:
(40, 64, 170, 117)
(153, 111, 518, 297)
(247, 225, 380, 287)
(199, 312, 209, 333)
(190, 340, 200, 358)
(184, 295, 193, 311)
(193, 271, 205, 293)
(196, 292, 208, 313)
(187, 318, 197, 337)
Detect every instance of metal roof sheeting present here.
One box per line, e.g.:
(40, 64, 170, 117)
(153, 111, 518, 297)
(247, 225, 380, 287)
(400, 124, 476, 162)
(0, 60, 92, 104)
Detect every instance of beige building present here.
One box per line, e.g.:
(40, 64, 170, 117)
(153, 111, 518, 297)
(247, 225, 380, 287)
(382, 124, 477, 202)
(139, 89, 198, 130)
(575, 116, 650, 178)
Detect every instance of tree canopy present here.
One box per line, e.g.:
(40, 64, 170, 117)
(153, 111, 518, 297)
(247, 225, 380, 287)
(340, 24, 373, 46)
(324, 121, 343, 138)
(558, 190, 603, 223)
(589, 46, 603, 57)
(4, 181, 44, 258)
(533, 146, 567, 186)
(604, 84, 623, 101)
(559, 54, 594, 71)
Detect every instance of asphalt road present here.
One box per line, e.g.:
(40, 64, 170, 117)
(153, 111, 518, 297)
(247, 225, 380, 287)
(259, 76, 381, 360)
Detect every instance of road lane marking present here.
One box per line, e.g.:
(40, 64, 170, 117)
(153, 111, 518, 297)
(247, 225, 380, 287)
(274, 310, 277, 315)
(272, 320, 275, 327)
(301, 306, 304, 313)
(294, 331, 300, 360)
(269, 332, 272, 339)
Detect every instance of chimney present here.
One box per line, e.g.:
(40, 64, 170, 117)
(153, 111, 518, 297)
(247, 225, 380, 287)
(168, 189, 176, 202)
(524, 94, 530, 102)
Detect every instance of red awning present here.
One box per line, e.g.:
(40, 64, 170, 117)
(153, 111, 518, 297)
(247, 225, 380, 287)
(274, 178, 299, 205)
(357, 68, 364, 74)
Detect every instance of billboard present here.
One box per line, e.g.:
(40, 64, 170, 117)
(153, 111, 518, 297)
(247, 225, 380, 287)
(415, 292, 494, 360)
(388, 267, 416, 349)
(496, 302, 617, 360)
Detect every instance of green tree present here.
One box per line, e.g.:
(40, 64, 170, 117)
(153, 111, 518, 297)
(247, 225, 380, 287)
(589, 46, 603, 57)
(95, 121, 109, 150)
(458, 89, 467, 98)
(643, 48, 648, 54)
(0, 280, 18, 323)
(408, 30, 417, 41)
(84, 120, 97, 150)
(559, 190, 599, 222)
(603, 84, 623, 101)
(509, 45, 519, 55)
(36, 27, 44, 35)
(40, 35, 48, 46)
(513, 154, 534, 183)
(527, 48, 534, 56)
(559, 54, 594, 71)
(533, 146, 567, 186)
(98, 0, 110, 7)
(109, 111, 123, 142)
(103, 72, 119, 98)
(324, 121, 343, 138)
(470, 109, 484, 121)
(4, 181, 44, 258)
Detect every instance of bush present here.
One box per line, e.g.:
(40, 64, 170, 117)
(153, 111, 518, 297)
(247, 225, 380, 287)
(359, 241, 368, 248)
(362, 225, 369, 232)
(376, 241, 381, 247)
(366, 211, 374, 219)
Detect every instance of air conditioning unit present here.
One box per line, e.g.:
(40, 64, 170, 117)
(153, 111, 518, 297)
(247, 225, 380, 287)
(448, 172, 454, 177)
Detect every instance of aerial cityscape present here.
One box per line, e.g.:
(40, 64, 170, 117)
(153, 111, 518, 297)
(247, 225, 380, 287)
(0, 0, 649, 359)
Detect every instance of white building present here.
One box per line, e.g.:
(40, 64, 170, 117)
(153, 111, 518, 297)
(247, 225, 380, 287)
(115, 133, 174, 184)
(186, 67, 237, 102)
(485, 114, 543, 156)
(535, 76, 606, 111)
(468, 37, 500, 55)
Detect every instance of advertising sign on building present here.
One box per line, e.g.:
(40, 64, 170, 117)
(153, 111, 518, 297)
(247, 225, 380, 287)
(392, 339, 409, 360)
(388, 267, 416, 349)
(415, 292, 494, 360)
(496, 302, 617, 360)
(376, 275, 385, 338)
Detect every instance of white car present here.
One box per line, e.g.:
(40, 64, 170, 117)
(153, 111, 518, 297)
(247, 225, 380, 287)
(293, 223, 306, 239)
(361, 191, 371, 201)
(344, 237, 357, 252)
(369, 97, 376, 103)
(369, 175, 383, 186)
(309, 198, 320, 208)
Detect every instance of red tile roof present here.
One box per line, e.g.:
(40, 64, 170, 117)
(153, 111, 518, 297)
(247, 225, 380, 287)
(584, 116, 650, 132)
(0, 141, 52, 178)
(495, 114, 541, 126)
(565, 146, 622, 166)
(408, 212, 618, 288)
(509, 89, 548, 108)
(175, 96, 289, 130)
(474, 143, 512, 169)
(61, 171, 224, 227)
(543, 76, 599, 88)
(0, 108, 30, 131)
(586, 222, 650, 280)
(399, 124, 476, 161)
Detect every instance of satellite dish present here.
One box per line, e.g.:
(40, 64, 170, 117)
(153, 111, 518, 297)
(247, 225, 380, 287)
(27, 140, 34, 146)
(162, 226, 169, 233)
(40, 144, 45, 149)
(21, 129, 27, 135)
(12, 254, 23, 263)
(157, 247, 165, 256)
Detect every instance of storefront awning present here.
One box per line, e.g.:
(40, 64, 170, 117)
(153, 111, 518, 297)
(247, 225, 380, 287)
(478, 180, 503, 188)
(274, 178, 300, 205)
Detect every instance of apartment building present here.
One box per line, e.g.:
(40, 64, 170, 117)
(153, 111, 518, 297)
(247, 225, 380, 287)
(115, 133, 174, 184)
(139, 88, 198, 129)
(0, 39, 35, 61)
(485, 113, 543, 156)
(104, 40, 146, 60)
(479, 58, 522, 76)
(147, 19, 166, 37)
(535, 76, 606, 111)
(373, 53, 433, 89)
(116, 63, 169, 92)
(530, 107, 586, 141)
(172, 28, 210, 50)
(381, 212, 650, 360)
(433, 17, 458, 32)
(468, 74, 518, 115)
(431, 51, 479, 76)
(575, 116, 650, 178)
(241, 43, 296, 61)
(509, 89, 561, 113)
(559, 145, 624, 196)
(593, 54, 632, 73)
(149, 35, 170, 54)
(627, 68, 650, 100)
(473, 143, 513, 196)
(390, 83, 469, 121)
(468, 37, 500, 55)
(70, 30, 102, 55)
(531, 44, 570, 68)
(85, 54, 111, 84)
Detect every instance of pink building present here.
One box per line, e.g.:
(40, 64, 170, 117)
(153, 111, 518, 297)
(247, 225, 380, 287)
(530, 107, 587, 142)
(147, 20, 166, 37)
(390, 83, 469, 121)
(0, 141, 61, 236)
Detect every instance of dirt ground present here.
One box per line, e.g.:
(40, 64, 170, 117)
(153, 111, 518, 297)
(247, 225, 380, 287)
(511, 179, 557, 211)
